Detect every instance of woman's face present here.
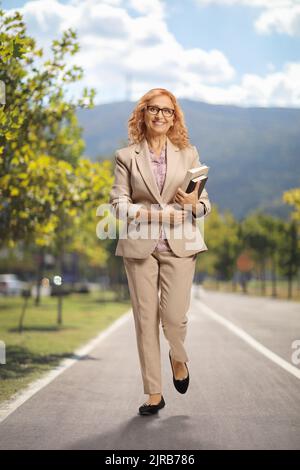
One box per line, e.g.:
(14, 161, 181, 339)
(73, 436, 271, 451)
(144, 94, 175, 138)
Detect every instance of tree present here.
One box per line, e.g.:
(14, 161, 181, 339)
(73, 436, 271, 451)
(0, 8, 95, 247)
(0, 8, 113, 323)
(278, 220, 300, 299)
(283, 188, 300, 223)
(203, 205, 240, 288)
(241, 213, 272, 296)
(282, 188, 300, 298)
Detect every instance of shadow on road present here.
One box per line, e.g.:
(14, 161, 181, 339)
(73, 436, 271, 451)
(0, 345, 73, 381)
(65, 415, 219, 450)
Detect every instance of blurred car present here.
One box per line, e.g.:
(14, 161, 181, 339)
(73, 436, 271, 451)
(72, 281, 90, 294)
(49, 281, 72, 296)
(49, 279, 90, 296)
(0, 274, 29, 296)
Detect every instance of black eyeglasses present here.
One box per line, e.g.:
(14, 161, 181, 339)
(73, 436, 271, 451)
(146, 105, 175, 118)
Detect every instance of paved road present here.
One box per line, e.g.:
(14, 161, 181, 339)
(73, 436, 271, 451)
(0, 287, 299, 450)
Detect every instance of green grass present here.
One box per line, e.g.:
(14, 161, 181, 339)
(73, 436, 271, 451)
(0, 290, 130, 403)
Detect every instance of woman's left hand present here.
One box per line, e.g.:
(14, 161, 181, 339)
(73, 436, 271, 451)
(173, 180, 200, 210)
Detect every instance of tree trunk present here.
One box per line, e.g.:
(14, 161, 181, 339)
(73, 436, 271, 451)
(56, 246, 64, 326)
(260, 260, 266, 296)
(35, 246, 45, 306)
(271, 256, 277, 298)
(287, 274, 293, 300)
(19, 296, 29, 333)
(57, 294, 63, 325)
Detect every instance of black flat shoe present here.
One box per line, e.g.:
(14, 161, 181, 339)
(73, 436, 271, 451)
(169, 350, 189, 394)
(139, 396, 165, 416)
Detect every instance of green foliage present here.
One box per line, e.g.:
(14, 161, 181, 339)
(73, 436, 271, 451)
(283, 188, 300, 223)
(0, 8, 108, 252)
(278, 220, 300, 280)
(201, 204, 299, 296)
(204, 205, 240, 280)
(240, 213, 283, 261)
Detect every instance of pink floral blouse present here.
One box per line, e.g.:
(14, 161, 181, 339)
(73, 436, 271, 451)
(148, 142, 172, 252)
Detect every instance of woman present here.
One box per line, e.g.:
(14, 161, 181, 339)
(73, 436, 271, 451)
(109, 88, 211, 416)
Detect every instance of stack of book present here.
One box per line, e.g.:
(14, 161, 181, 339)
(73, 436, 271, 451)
(181, 164, 210, 198)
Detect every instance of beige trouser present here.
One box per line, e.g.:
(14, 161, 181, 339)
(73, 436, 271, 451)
(123, 249, 197, 394)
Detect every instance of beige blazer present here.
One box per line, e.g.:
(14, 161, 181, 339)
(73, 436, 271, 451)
(109, 136, 211, 258)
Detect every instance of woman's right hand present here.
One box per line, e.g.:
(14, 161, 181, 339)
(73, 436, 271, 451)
(135, 206, 188, 226)
(160, 205, 189, 226)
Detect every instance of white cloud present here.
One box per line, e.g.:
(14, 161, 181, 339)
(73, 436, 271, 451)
(127, 0, 165, 17)
(174, 61, 300, 107)
(5, 0, 235, 103)
(4, 0, 300, 107)
(196, 0, 295, 5)
(255, 5, 300, 36)
(195, 0, 300, 36)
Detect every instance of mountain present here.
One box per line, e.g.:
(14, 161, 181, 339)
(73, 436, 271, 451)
(77, 99, 300, 220)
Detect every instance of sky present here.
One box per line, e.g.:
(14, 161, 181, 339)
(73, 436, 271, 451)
(2, 0, 300, 107)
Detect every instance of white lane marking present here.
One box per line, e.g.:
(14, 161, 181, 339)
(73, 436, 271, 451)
(0, 310, 132, 424)
(194, 298, 300, 380)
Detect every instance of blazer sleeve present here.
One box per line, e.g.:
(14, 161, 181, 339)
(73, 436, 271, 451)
(190, 146, 211, 218)
(109, 150, 141, 221)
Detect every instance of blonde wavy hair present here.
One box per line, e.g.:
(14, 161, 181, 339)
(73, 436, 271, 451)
(128, 88, 190, 149)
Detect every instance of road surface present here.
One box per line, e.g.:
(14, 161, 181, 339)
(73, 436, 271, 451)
(0, 287, 299, 450)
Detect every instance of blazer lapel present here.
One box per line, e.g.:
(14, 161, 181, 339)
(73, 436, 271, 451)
(161, 136, 181, 201)
(134, 138, 163, 205)
(134, 136, 181, 206)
